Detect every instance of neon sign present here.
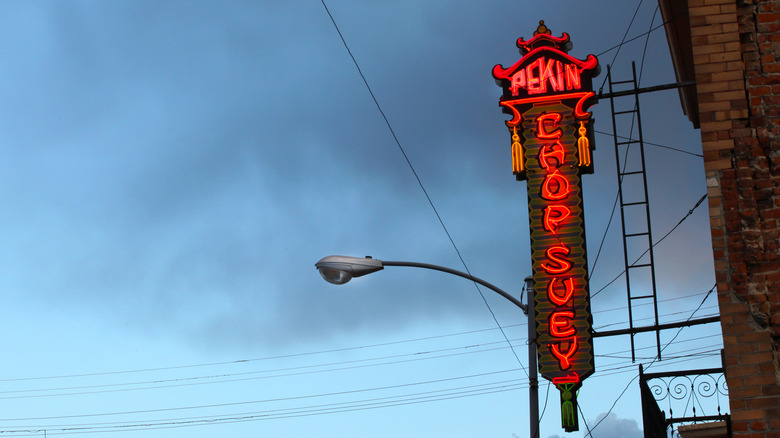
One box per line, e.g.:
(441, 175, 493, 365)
(493, 21, 598, 433)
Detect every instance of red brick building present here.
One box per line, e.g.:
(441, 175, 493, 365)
(659, 0, 780, 435)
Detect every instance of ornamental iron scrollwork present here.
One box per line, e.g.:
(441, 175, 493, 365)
(648, 372, 727, 421)
(639, 361, 731, 438)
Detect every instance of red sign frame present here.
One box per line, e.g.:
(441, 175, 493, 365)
(493, 22, 598, 432)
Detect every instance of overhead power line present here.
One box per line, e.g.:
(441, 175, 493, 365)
(0, 288, 718, 409)
(0, 352, 720, 437)
(0, 368, 524, 424)
(595, 6, 688, 59)
(318, 0, 528, 379)
(0, 325, 510, 384)
(591, 193, 708, 299)
(595, 130, 703, 157)
(583, 285, 716, 437)
(0, 292, 717, 401)
(0, 353, 720, 437)
(597, 0, 644, 93)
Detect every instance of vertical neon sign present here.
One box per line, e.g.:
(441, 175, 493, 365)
(492, 21, 598, 433)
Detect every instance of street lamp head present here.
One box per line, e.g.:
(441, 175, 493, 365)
(315, 255, 384, 285)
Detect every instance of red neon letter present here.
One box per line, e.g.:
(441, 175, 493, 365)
(541, 58, 561, 92)
(543, 205, 570, 232)
(541, 169, 570, 200)
(527, 58, 544, 94)
(565, 64, 581, 90)
(510, 70, 526, 96)
(550, 311, 576, 337)
(552, 371, 580, 385)
(547, 277, 575, 305)
(550, 337, 578, 370)
(541, 245, 571, 274)
(538, 142, 565, 169)
(536, 113, 562, 139)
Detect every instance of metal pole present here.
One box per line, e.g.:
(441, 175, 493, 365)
(383, 261, 527, 313)
(317, 256, 537, 434)
(525, 276, 539, 438)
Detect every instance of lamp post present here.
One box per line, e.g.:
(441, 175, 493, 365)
(315, 255, 540, 438)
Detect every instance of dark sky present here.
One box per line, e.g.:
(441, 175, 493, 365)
(0, 2, 721, 437)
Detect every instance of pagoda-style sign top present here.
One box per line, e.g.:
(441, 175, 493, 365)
(493, 21, 598, 106)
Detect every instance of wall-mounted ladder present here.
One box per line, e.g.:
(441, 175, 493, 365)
(606, 62, 661, 361)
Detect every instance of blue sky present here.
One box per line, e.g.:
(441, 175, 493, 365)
(0, 1, 723, 437)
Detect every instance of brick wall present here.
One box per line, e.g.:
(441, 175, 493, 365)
(688, 0, 780, 435)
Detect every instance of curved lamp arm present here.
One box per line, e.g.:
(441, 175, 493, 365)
(315, 255, 527, 314)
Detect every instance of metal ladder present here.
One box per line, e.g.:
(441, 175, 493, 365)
(607, 62, 661, 361)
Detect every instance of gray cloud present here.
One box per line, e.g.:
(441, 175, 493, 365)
(587, 412, 643, 438)
(0, 1, 713, 354)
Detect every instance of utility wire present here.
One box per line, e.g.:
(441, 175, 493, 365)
(0, 288, 712, 392)
(595, 130, 703, 158)
(0, 345, 721, 434)
(538, 381, 551, 434)
(597, 347, 723, 362)
(595, 8, 688, 59)
(0, 5, 709, 435)
(583, 285, 716, 437)
(637, 5, 660, 85)
(597, 0, 644, 94)
(0, 290, 717, 402)
(590, 0, 655, 281)
(0, 353, 719, 436)
(0, 382, 528, 436)
(0, 300, 715, 400)
(0, 325, 514, 384)
(591, 193, 707, 298)
(583, 5, 709, 429)
(578, 403, 594, 437)
(0, 345, 520, 400)
(0, 368, 524, 423)
(588, 183, 621, 281)
(318, 0, 528, 378)
(589, 4, 695, 281)
(0, 322, 721, 438)
(592, 306, 719, 332)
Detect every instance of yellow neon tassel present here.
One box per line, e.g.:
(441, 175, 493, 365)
(577, 121, 590, 167)
(511, 127, 524, 174)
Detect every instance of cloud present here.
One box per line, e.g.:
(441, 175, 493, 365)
(537, 413, 644, 438)
(0, 1, 713, 356)
(0, 1, 536, 351)
(586, 412, 643, 438)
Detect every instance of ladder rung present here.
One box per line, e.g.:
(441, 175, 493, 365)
(622, 201, 648, 207)
(619, 171, 644, 176)
(616, 140, 640, 146)
(628, 263, 652, 269)
(614, 110, 637, 115)
(625, 232, 650, 238)
(629, 294, 655, 300)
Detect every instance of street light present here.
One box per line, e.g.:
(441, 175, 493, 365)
(315, 255, 384, 285)
(316, 255, 528, 312)
(315, 255, 540, 438)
